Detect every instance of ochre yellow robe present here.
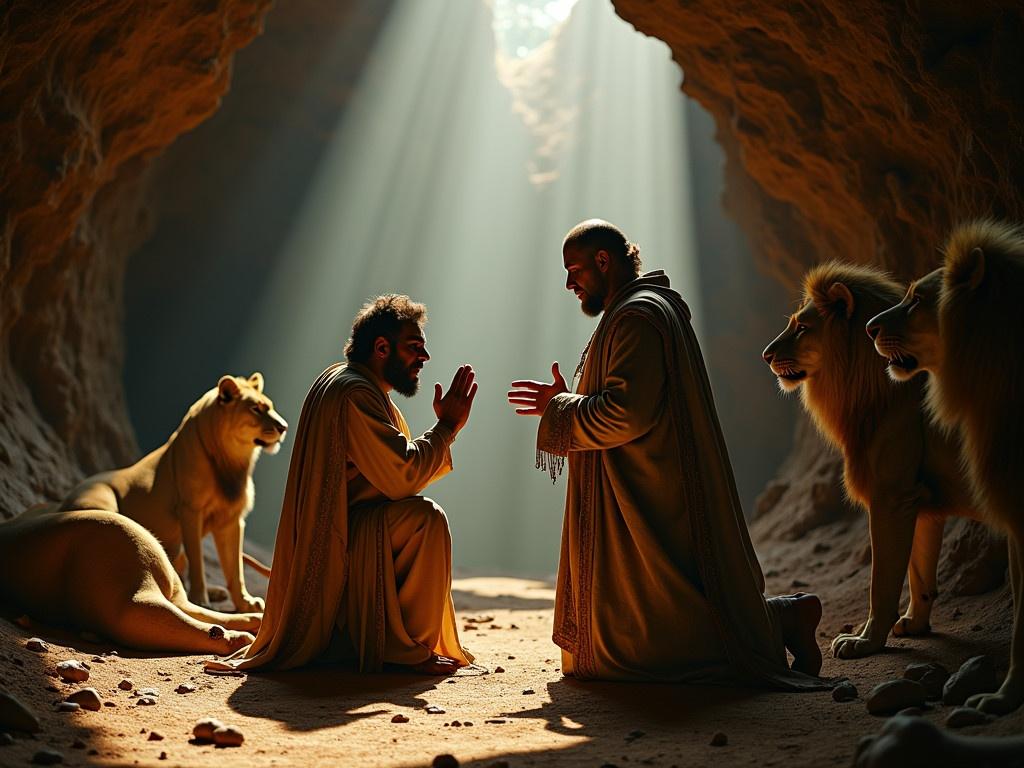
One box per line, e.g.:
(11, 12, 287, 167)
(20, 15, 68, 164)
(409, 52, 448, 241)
(208, 362, 471, 672)
(538, 271, 825, 688)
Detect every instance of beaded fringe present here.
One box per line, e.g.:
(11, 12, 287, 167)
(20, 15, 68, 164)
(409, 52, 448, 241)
(536, 449, 565, 483)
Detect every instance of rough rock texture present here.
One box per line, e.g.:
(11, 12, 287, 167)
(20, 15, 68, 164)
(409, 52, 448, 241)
(0, 0, 272, 518)
(613, 0, 1021, 580)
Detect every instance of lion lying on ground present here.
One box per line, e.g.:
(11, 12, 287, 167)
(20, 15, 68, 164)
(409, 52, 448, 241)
(866, 220, 1024, 714)
(762, 263, 977, 659)
(0, 373, 287, 654)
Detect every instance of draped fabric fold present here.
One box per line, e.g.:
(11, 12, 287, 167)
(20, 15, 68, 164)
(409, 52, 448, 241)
(539, 271, 830, 689)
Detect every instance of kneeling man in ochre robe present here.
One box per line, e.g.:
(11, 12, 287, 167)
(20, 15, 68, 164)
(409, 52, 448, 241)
(208, 295, 477, 675)
(508, 220, 830, 688)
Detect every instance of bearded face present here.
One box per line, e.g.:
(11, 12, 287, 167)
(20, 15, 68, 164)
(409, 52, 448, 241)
(383, 345, 421, 397)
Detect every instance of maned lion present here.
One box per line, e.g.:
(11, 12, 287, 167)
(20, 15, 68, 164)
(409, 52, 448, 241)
(761, 263, 977, 659)
(55, 373, 288, 612)
(866, 220, 1024, 714)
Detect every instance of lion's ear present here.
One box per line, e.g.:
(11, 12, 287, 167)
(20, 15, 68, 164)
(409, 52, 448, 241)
(966, 246, 986, 290)
(218, 375, 241, 403)
(827, 281, 855, 319)
(248, 372, 264, 393)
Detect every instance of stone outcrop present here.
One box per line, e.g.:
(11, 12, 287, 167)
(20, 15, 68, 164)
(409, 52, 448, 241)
(0, 0, 272, 516)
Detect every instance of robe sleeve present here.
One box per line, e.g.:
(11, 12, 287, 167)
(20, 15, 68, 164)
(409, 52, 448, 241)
(538, 314, 665, 454)
(346, 389, 454, 500)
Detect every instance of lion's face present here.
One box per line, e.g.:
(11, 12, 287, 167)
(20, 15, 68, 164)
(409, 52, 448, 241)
(216, 373, 289, 455)
(865, 269, 943, 382)
(761, 300, 825, 392)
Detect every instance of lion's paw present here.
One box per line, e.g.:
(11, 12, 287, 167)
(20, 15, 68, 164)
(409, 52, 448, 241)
(966, 686, 1024, 716)
(892, 614, 931, 637)
(236, 593, 265, 613)
(831, 632, 885, 659)
(216, 629, 255, 655)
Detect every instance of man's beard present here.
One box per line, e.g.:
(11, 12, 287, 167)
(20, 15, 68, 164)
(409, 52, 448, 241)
(580, 289, 605, 317)
(384, 352, 420, 397)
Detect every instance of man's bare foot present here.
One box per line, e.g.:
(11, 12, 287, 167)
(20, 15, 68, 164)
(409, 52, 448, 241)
(778, 592, 823, 676)
(406, 655, 460, 676)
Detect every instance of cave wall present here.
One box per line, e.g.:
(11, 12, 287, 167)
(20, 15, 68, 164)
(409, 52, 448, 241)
(0, 1, 272, 517)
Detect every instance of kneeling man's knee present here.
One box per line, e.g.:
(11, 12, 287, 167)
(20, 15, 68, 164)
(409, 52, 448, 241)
(410, 496, 450, 537)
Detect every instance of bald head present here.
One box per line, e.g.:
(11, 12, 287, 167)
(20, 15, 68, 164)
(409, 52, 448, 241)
(562, 219, 642, 276)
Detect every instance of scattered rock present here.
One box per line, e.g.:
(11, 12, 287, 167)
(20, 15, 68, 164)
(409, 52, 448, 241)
(148, 731, 165, 741)
(31, 748, 64, 765)
(507, 655, 516, 660)
(193, 718, 225, 742)
(118, 679, 133, 691)
(464, 721, 473, 727)
(89, 656, 105, 664)
(451, 720, 462, 727)
(0, 691, 41, 732)
(425, 705, 446, 715)
(462, 625, 478, 631)
(213, 726, 244, 747)
(865, 679, 927, 715)
(66, 688, 102, 711)
(103, 702, 115, 708)
(509, 624, 519, 630)
(175, 683, 196, 694)
(25, 638, 49, 653)
(943, 656, 997, 706)
(432, 755, 459, 768)
(391, 714, 409, 723)
(522, 689, 535, 695)
(56, 661, 89, 683)
(0, 732, 14, 746)
(485, 719, 507, 724)
(903, 663, 950, 700)
(710, 732, 728, 747)
(136, 697, 157, 706)
(946, 707, 993, 728)
(56, 703, 80, 713)
(159, 752, 167, 760)
(832, 682, 858, 702)
(493, 667, 505, 673)
(136, 687, 160, 697)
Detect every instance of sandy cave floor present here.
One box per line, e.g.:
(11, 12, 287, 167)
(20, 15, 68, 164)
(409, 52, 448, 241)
(1, 556, 1022, 768)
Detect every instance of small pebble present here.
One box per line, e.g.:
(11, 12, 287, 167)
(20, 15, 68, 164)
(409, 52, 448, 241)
(136, 697, 157, 706)
(56, 702, 80, 713)
(175, 684, 196, 694)
(26, 638, 49, 653)
(903, 663, 950, 701)
(451, 720, 462, 727)
(148, 731, 164, 741)
(391, 714, 409, 723)
(66, 688, 102, 711)
(433, 755, 459, 768)
(507, 656, 516, 660)
(865, 679, 926, 715)
(522, 689, 535, 695)
(0, 690, 41, 732)
(103, 702, 116, 708)
(485, 719, 507, 724)
(212, 725, 244, 747)
(159, 752, 167, 760)
(832, 682, 858, 702)
(464, 721, 473, 727)
(136, 688, 160, 697)
(494, 667, 505, 673)
(56, 661, 89, 683)
(118, 679, 133, 691)
(710, 732, 728, 747)
(946, 706, 993, 728)
(425, 705, 446, 715)
(32, 749, 64, 765)
(70, 739, 85, 749)
(193, 718, 225, 742)
(89, 656, 105, 664)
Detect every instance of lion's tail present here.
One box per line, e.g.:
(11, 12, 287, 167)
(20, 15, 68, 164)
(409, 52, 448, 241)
(242, 551, 272, 576)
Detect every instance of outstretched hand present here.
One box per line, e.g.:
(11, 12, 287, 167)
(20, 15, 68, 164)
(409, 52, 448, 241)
(433, 364, 478, 436)
(507, 362, 569, 417)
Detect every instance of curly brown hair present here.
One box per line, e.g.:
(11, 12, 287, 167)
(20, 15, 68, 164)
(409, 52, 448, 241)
(563, 219, 642, 275)
(344, 294, 427, 364)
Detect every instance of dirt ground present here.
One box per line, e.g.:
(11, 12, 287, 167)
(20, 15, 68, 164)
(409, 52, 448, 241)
(1, 532, 1022, 768)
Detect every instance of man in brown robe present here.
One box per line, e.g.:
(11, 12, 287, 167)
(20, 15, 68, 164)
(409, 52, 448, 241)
(208, 295, 476, 674)
(508, 220, 827, 686)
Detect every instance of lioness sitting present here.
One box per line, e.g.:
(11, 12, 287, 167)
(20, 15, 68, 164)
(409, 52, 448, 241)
(866, 220, 1024, 714)
(762, 263, 977, 659)
(55, 373, 287, 612)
